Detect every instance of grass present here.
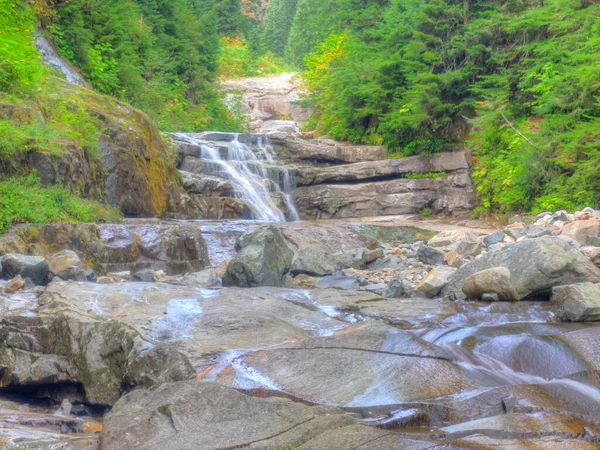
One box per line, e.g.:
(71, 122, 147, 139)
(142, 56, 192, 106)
(405, 171, 448, 179)
(0, 172, 121, 234)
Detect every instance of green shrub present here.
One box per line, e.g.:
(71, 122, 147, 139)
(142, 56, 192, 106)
(419, 207, 433, 217)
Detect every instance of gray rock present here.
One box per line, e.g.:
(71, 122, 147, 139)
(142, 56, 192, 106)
(317, 276, 360, 290)
(483, 231, 505, 247)
(177, 268, 221, 288)
(47, 250, 86, 281)
(125, 345, 195, 388)
(133, 269, 164, 283)
(443, 236, 600, 301)
(562, 219, 600, 245)
(504, 225, 554, 241)
(455, 233, 483, 257)
(223, 226, 293, 287)
(102, 381, 418, 450)
(581, 246, 600, 267)
(382, 278, 404, 298)
(418, 245, 445, 266)
(461, 267, 518, 302)
(552, 283, 600, 322)
(415, 267, 457, 298)
(84, 269, 97, 282)
(363, 283, 387, 295)
(2, 254, 49, 285)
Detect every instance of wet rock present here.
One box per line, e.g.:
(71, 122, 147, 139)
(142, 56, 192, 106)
(581, 246, 600, 267)
(84, 269, 97, 282)
(418, 245, 445, 266)
(47, 250, 86, 281)
(107, 271, 132, 282)
(317, 276, 360, 290)
(125, 345, 195, 388)
(217, 322, 480, 408)
(102, 380, 418, 450)
(4, 275, 25, 294)
(57, 399, 72, 416)
(440, 412, 600, 440)
(166, 268, 221, 288)
(2, 253, 49, 285)
(552, 282, 600, 322)
(462, 267, 518, 302)
(416, 267, 457, 298)
(179, 170, 234, 197)
(0, 291, 138, 405)
(443, 236, 600, 301)
(223, 226, 293, 287)
(132, 269, 165, 283)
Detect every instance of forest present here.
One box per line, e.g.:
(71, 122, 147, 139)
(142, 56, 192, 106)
(1, 0, 599, 216)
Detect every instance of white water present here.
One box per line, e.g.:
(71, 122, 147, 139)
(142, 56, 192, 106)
(172, 133, 300, 222)
(34, 34, 89, 87)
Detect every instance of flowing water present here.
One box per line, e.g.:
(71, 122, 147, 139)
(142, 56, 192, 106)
(172, 133, 300, 222)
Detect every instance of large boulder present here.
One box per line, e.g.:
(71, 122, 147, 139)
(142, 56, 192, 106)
(2, 253, 49, 285)
(418, 245, 445, 266)
(223, 226, 294, 287)
(581, 246, 600, 267)
(102, 381, 423, 450)
(443, 236, 600, 300)
(562, 220, 600, 245)
(552, 283, 600, 322)
(428, 230, 483, 257)
(47, 250, 86, 281)
(461, 267, 518, 302)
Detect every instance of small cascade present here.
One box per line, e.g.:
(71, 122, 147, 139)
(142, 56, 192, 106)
(34, 34, 89, 88)
(172, 132, 300, 222)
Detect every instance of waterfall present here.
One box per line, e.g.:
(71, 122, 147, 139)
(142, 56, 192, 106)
(34, 34, 90, 88)
(172, 133, 300, 222)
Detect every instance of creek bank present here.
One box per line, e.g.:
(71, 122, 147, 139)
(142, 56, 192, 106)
(1, 215, 600, 448)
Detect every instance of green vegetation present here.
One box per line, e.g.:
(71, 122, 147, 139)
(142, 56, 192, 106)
(0, 172, 121, 234)
(217, 36, 288, 80)
(419, 208, 433, 217)
(405, 172, 448, 180)
(267, 0, 600, 212)
(44, 0, 242, 131)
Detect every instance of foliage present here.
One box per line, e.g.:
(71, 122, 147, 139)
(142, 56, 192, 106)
(404, 171, 448, 180)
(419, 207, 433, 217)
(45, 0, 241, 131)
(0, 172, 121, 234)
(297, 0, 600, 212)
(217, 36, 288, 80)
(259, 0, 297, 56)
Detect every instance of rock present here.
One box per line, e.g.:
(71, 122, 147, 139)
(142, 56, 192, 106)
(443, 236, 600, 301)
(317, 276, 360, 290)
(125, 345, 195, 388)
(504, 225, 554, 241)
(102, 381, 418, 450)
(295, 171, 475, 219)
(223, 226, 293, 287)
(214, 258, 231, 278)
(580, 246, 600, 267)
(444, 251, 465, 268)
(562, 219, 600, 245)
(461, 267, 518, 302)
(455, 233, 483, 257)
(57, 399, 72, 416)
(382, 278, 405, 298)
(132, 269, 165, 283)
(416, 267, 457, 298)
(292, 274, 321, 289)
(84, 269, 97, 282)
(178, 170, 234, 197)
(552, 283, 600, 322)
(107, 271, 132, 282)
(296, 152, 470, 186)
(5, 275, 25, 294)
(418, 245, 445, 266)
(483, 231, 505, 247)
(47, 250, 86, 281)
(216, 322, 480, 408)
(173, 268, 221, 288)
(2, 254, 49, 285)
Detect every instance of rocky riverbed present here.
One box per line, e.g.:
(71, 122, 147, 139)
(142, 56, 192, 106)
(1, 212, 600, 449)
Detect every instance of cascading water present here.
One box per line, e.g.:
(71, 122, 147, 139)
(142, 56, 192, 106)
(172, 132, 300, 222)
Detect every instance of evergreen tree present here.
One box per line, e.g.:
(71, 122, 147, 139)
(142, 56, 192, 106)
(260, 0, 297, 56)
